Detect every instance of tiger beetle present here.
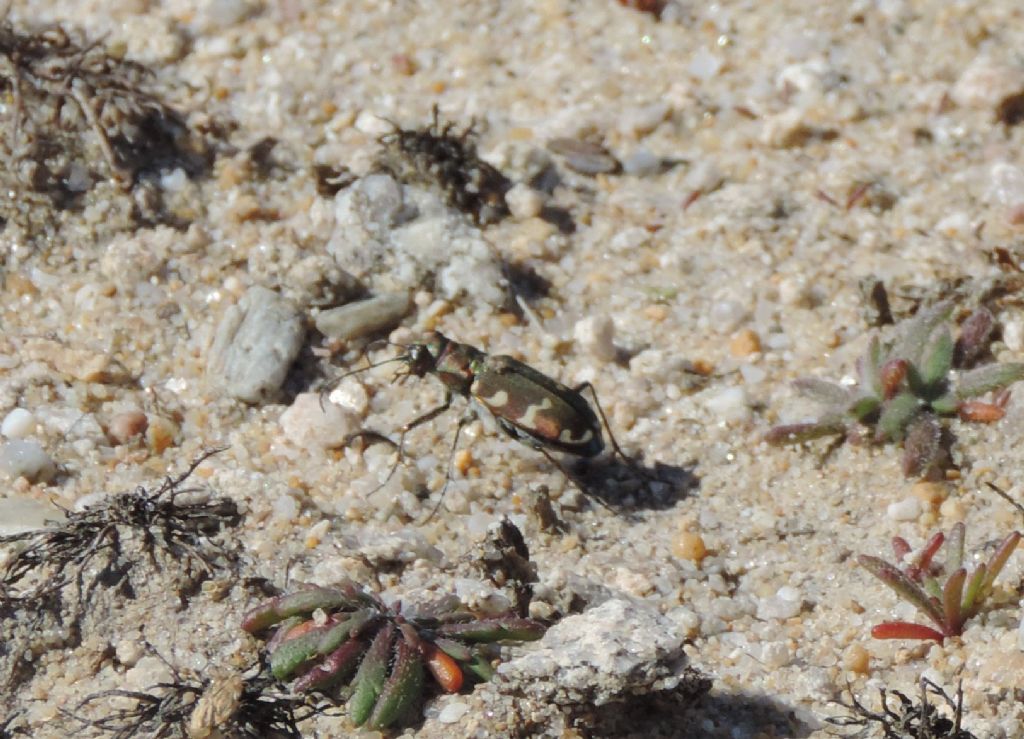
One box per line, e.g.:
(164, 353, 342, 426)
(337, 331, 641, 520)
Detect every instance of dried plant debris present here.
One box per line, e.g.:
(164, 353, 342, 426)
(0, 450, 240, 685)
(768, 301, 1024, 479)
(857, 522, 1021, 643)
(0, 21, 211, 235)
(827, 679, 976, 739)
(242, 579, 546, 730)
(375, 106, 512, 226)
(62, 668, 316, 739)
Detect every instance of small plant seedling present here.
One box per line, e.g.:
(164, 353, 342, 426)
(375, 106, 512, 226)
(857, 522, 1021, 643)
(827, 678, 976, 739)
(338, 331, 645, 518)
(769, 301, 1024, 478)
(242, 580, 545, 730)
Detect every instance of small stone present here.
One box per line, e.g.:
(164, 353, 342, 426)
(146, 416, 177, 454)
(709, 300, 747, 333)
(574, 315, 617, 362)
(505, 183, 545, 219)
(673, 531, 708, 563)
(437, 701, 470, 724)
(940, 497, 965, 521)
(619, 102, 670, 137)
(0, 440, 56, 483)
(1, 408, 35, 439)
(108, 410, 148, 445)
(729, 329, 762, 357)
(887, 496, 922, 522)
(622, 148, 663, 177)
(279, 392, 358, 449)
(454, 448, 474, 476)
(314, 292, 411, 343)
(843, 644, 871, 675)
(207, 286, 306, 404)
(757, 587, 803, 620)
(951, 53, 1024, 110)
(761, 109, 814, 148)
(115, 638, 145, 668)
(703, 386, 750, 423)
(911, 481, 948, 511)
(547, 138, 620, 175)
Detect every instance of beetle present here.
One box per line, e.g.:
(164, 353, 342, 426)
(336, 331, 638, 517)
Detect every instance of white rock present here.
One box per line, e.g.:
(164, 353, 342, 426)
(438, 701, 470, 724)
(505, 183, 545, 219)
(989, 162, 1024, 208)
(1, 408, 35, 439)
(688, 48, 723, 80)
(279, 392, 359, 449)
(709, 300, 747, 333)
(703, 386, 750, 423)
(0, 440, 56, 483)
(619, 102, 670, 137)
(757, 587, 803, 620)
(354, 110, 392, 136)
(574, 315, 617, 362)
(887, 496, 921, 521)
(951, 54, 1024, 109)
(1003, 318, 1024, 352)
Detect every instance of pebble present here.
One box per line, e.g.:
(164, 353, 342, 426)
(146, 416, 178, 454)
(619, 102, 669, 137)
(107, 410, 148, 445)
(703, 386, 751, 423)
(621, 148, 663, 177)
(757, 586, 803, 620)
(673, 530, 708, 563)
(437, 701, 470, 724)
(951, 53, 1024, 110)
(729, 329, 762, 357)
(207, 286, 306, 404)
(0, 440, 56, 483)
(505, 183, 545, 219)
(911, 481, 948, 511)
(887, 496, 921, 522)
(279, 392, 359, 449)
(547, 137, 620, 175)
(1, 408, 35, 439)
(573, 315, 617, 362)
(314, 292, 411, 343)
(709, 299, 747, 333)
(843, 644, 871, 675)
(0, 496, 64, 535)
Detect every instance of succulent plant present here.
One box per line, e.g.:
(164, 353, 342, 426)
(768, 301, 1024, 478)
(242, 580, 546, 730)
(857, 523, 1021, 643)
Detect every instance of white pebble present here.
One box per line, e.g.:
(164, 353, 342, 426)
(1003, 318, 1024, 352)
(505, 183, 544, 219)
(271, 494, 299, 521)
(688, 48, 723, 80)
(1, 408, 35, 439)
(989, 162, 1024, 208)
(739, 363, 766, 385)
(619, 102, 670, 137)
(279, 392, 358, 449)
(574, 315, 617, 362)
(757, 587, 803, 620)
(887, 496, 921, 521)
(354, 110, 392, 136)
(703, 386, 751, 423)
(709, 300, 747, 333)
(952, 53, 1024, 109)
(622, 148, 662, 177)
(438, 701, 470, 724)
(0, 440, 56, 483)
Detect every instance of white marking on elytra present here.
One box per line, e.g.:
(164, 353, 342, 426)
(520, 397, 554, 428)
(481, 389, 509, 408)
(559, 427, 593, 444)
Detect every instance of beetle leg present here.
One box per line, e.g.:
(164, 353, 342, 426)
(574, 382, 657, 490)
(420, 410, 475, 524)
(534, 446, 614, 512)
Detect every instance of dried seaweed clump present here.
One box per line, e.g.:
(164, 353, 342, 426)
(768, 301, 1024, 478)
(63, 669, 316, 739)
(827, 679, 976, 739)
(375, 106, 512, 225)
(0, 21, 209, 234)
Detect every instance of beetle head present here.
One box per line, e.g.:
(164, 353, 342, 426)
(402, 332, 447, 378)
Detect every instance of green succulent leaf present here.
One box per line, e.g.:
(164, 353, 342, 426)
(437, 616, 547, 642)
(348, 623, 395, 726)
(859, 336, 885, 396)
(848, 395, 881, 422)
(875, 392, 922, 442)
(242, 585, 360, 633)
(957, 363, 1024, 399)
(462, 651, 496, 681)
(890, 301, 954, 367)
(858, 555, 945, 629)
(793, 377, 853, 406)
(946, 522, 965, 572)
(942, 568, 966, 635)
(367, 634, 425, 729)
(293, 637, 367, 692)
(980, 530, 1022, 600)
(766, 420, 846, 444)
(960, 564, 987, 620)
(434, 637, 473, 662)
(270, 609, 374, 680)
(930, 392, 959, 415)
(919, 327, 954, 391)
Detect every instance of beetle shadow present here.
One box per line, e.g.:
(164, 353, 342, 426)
(569, 454, 699, 512)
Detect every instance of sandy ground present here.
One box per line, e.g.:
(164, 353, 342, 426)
(3, 1, 1024, 737)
